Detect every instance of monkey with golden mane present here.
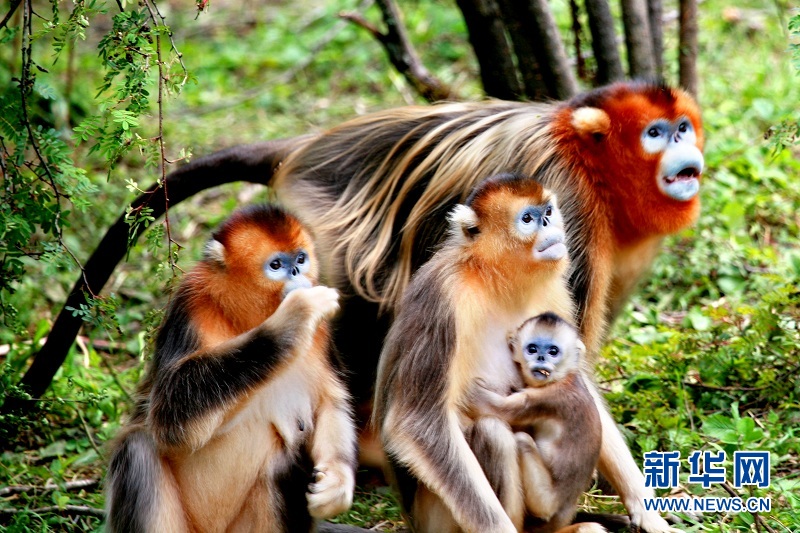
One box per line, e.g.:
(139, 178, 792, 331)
(106, 205, 356, 533)
(266, 81, 702, 532)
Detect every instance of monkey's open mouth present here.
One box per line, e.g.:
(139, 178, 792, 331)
(663, 166, 701, 184)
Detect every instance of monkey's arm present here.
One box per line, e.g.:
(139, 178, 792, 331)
(148, 286, 338, 451)
(470, 384, 556, 426)
(307, 374, 357, 519)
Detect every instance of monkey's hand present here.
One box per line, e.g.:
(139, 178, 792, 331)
(306, 462, 355, 519)
(284, 285, 340, 326)
(263, 286, 339, 345)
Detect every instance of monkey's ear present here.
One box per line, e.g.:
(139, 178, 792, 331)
(571, 107, 611, 141)
(204, 238, 226, 268)
(506, 332, 519, 354)
(448, 204, 480, 241)
(575, 338, 587, 359)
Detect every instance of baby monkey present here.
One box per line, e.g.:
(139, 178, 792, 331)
(473, 312, 605, 533)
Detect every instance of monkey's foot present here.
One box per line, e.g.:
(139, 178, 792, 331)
(631, 510, 684, 533)
(307, 463, 355, 519)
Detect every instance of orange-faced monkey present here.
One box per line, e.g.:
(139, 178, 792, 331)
(472, 312, 604, 533)
(375, 174, 578, 533)
(106, 205, 356, 533)
(268, 81, 700, 531)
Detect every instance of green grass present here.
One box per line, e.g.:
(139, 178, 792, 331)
(1, 0, 799, 531)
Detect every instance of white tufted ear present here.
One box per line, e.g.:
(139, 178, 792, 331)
(571, 107, 611, 139)
(448, 204, 480, 242)
(575, 338, 586, 359)
(204, 238, 226, 267)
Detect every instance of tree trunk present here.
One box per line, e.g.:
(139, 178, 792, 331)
(503, 0, 578, 99)
(679, 0, 698, 96)
(455, 0, 524, 100)
(495, 0, 548, 100)
(647, 0, 664, 78)
(584, 0, 624, 84)
(620, 0, 655, 78)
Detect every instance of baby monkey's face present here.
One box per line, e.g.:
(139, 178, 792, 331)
(510, 314, 585, 388)
(520, 336, 563, 382)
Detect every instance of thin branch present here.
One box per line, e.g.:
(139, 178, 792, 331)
(682, 381, 768, 392)
(0, 505, 105, 518)
(0, 0, 22, 31)
(17, 0, 94, 297)
(142, 0, 183, 275)
(76, 408, 104, 460)
(0, 479, 99, 497)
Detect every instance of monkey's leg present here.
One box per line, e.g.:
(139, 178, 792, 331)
(106, 426, 189, 533)
(467, 418, 525, 531)
(586, 380, 676, 533)
(383, 406, 517, 533)
(514, 432, 559, 523)
(148, 286, 339, 451)
(411, 485, 461, 533)
(307, 381, 357, 519)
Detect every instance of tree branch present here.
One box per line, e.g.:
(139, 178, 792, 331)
(0, 505, 105, 518)
(0, 0, 22, 31)
(342, 0, 452, 102)
(0, 479, 99, 497)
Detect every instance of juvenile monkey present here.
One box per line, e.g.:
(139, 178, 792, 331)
(375, 173, 576, 533)
(106, 205, 356, 533)
(472, 312, 604, 533)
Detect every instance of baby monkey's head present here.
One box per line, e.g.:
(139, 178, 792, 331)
(508, 312, 585, 387)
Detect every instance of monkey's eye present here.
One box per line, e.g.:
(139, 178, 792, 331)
(526, 344, 537, 354)
(296, 253, 306, 265)
(545, 206, 552, 217)
(678, 121, 689, 133)
(647, 127, 661, 138)
(269, 259, 282, 271)
(547, 346, 559, 356)
(521, 212, 533, 224)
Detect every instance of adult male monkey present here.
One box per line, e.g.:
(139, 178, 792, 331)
(266, 81, 703, 532)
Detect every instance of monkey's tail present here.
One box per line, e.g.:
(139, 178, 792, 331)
(106, 427, 187, 533)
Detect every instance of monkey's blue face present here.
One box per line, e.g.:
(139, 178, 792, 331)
(264, 250, 312, 296)
(515, 199, 567, 262)
(521, 337, 562, 381)
(641, 116, 704, 202)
